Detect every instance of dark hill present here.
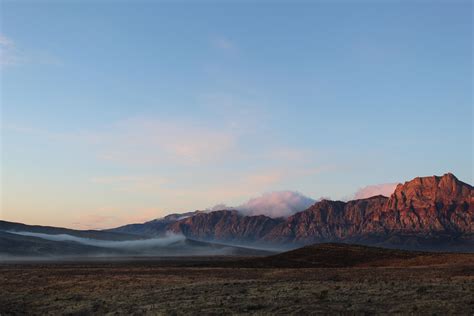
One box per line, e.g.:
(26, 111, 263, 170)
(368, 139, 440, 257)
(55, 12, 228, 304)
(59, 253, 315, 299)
(233, 243, 474, 268)
(0, 231, 120, 257)
(0, 220, 142, 241)
(0, 229, 273, 259)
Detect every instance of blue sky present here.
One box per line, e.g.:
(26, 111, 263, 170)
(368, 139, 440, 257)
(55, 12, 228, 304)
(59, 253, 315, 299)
(1, 1, 472, 228)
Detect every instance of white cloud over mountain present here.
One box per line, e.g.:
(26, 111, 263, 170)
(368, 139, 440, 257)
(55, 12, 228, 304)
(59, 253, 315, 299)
(353, 183, 398, 199)
(209, 191, 316, 218)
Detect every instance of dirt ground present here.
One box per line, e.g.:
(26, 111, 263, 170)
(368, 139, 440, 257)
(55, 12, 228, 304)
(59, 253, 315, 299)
(0, 259, 473, 315)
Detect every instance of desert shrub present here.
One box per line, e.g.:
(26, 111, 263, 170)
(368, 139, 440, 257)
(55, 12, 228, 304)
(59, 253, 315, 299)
(319, 290, 329, 300)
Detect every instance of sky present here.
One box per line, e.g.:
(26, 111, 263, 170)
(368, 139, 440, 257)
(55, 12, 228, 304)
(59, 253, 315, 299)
(1, 0, 472, 229)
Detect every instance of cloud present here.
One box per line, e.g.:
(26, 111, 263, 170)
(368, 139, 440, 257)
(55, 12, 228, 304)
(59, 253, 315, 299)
(0, 34, 20, 66)
(353, 183, 398, 199)
(4, 113, 334, 227)
(213, 37, 235, 51)
(209, 191, 316, 218)
(90, 175, 168, 192)
(0, 35, 13, 47)
(89, 117, 236, 166)
(206, 203, 232, 212)
(238, 191, 316, 218)
(0, 34, 61, 67)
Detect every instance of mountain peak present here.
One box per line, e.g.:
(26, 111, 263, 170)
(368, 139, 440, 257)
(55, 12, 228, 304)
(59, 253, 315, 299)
(442, 172, 457, 179)
(387, 173, 472, 211)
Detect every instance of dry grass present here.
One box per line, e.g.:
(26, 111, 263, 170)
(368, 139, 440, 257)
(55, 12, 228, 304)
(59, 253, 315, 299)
(0, 256, 473, 315)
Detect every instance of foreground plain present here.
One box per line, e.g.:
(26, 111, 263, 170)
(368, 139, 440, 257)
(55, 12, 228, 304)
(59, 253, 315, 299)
(1, 245, 473, 315)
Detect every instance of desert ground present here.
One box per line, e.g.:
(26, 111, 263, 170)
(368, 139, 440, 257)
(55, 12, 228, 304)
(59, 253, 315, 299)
(1, 251, 473, 315)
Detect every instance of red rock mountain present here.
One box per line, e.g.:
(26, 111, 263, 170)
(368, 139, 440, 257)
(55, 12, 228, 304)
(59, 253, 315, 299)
(265, 173, 472, 245)
(111, 173, 473, 250)
(384, 173, 472, 233)
(167, 210, 284, 243)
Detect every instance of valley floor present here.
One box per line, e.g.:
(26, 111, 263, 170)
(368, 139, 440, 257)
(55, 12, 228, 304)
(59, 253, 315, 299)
(0, 257, 473, 315)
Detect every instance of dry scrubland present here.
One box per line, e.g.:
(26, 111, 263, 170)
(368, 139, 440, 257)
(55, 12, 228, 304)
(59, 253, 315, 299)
(0, 255, 473, 315)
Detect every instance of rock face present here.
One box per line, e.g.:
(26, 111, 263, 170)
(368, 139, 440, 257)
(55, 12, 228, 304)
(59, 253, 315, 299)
(167, 210, 284, 243)
(109, 173, 473, 250)
(264, 196, 389, 243)
(264, 173, 473, 245)
(382, 173, 473, 234)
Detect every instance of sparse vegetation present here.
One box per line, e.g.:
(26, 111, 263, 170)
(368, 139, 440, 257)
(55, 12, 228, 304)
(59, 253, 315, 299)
(0, 253, 473, 315)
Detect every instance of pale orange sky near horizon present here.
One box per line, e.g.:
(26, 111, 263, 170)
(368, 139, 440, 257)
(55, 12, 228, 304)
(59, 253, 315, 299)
(2, 2, 472, 229)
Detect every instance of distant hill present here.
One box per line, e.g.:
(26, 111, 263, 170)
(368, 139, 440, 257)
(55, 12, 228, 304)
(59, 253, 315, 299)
(0, 220, 142, 241)
(109, 211, 204, 236)
(108, 173, 473, 252)
(0, 231, 122, 257)
(0, 222, 273, 259)
(231, 243, 474, 268)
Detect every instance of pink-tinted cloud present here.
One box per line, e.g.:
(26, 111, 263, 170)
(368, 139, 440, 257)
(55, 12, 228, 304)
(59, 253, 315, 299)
(238, 191, 315, 218)
(353, 183, 398, 199)
(207, 190, 317, 218)
(94, 117, 236, 166)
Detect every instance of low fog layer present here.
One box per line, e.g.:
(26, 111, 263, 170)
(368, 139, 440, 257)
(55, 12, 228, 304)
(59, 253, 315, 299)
(1, 230, 275, 258)
(8, 231, 185, 249)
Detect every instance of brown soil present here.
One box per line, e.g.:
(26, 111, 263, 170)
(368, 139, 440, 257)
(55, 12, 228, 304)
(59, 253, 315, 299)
(1, 253, 473, 315)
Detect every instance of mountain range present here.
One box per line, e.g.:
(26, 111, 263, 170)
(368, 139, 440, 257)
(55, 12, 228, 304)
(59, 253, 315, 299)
(109, 173, 473, 251)
(1, 173, 472, 257)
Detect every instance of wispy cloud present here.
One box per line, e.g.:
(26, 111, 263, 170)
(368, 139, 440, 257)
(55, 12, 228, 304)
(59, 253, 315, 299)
(0, 35, 13, 48)
(0, 33, 61, 67)
(90, 117, 237, 166)
(0, 34, 21, 66)
(5, 111, 336, 227)
(90, 175, 168, 193)
(212, 36, 235, 51)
